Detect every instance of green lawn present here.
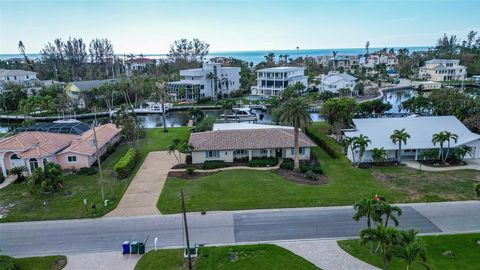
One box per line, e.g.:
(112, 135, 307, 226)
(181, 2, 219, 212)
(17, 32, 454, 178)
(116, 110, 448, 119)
(0, 127, 190, 222)
(338, 233, 480, 270)
(14, 255, 67, 270)
(158, 122, 479, 214)
(135, 244, 319, 270)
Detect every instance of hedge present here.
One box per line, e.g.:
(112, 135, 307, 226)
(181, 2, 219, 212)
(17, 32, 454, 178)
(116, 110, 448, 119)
(305, 128, 338, 159)
(202, 160, 226, 170)
(113, 148, 138, 179)
(280, 158, 323, 174)
(76, 167, 98, 176)
(248, 157, 278, 167)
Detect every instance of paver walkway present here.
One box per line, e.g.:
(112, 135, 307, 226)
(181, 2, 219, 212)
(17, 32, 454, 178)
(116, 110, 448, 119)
(64, 252, 141, 270)
(0, 175, 16, 190)
(106, 151, 181, 217)
(277, 240, 380, 270)
(403, 159, 480, 171)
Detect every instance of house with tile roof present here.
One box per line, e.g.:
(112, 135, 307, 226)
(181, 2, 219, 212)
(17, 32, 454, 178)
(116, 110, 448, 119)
(0, 124, 121, 175)
(188, 124, 316, 164)
(125, 57, 155, 75)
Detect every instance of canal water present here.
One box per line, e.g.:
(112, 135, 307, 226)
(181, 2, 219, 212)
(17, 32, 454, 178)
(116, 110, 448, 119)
(0, 108, 323, 133)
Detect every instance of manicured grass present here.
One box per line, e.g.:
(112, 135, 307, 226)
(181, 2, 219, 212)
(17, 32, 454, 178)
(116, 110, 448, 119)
(14, 255, 67, 270)
(0, 127, 190, 222)
(338, 233, 480, 270)
(158, 122, 479, 214)
(135, 244, 319, 270)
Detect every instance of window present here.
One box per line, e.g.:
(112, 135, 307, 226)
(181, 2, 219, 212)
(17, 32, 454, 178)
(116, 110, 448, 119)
(234, 150, 246, 155)
(205, 151, 220, 158)
(67, 156, 77, 162)
(29, 158, 38, 171)
(42, 158, 48, 166)
(260, 149, 268, 154)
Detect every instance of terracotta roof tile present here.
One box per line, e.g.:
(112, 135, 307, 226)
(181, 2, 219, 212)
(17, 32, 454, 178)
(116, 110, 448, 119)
(0, 132, 79, 158)
(59, 124, 121, 156)
(189, 128, 316, 151)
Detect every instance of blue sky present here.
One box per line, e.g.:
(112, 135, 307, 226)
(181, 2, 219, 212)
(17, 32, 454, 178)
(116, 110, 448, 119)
(1, 0, 479, 54)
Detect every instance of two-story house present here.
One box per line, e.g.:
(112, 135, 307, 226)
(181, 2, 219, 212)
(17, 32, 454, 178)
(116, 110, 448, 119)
(419, 59, 466, 81)
(250, 67, 308, 96)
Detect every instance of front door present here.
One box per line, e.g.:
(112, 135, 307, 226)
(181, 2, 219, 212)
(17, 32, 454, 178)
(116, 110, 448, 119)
(275, 148, 282, 158)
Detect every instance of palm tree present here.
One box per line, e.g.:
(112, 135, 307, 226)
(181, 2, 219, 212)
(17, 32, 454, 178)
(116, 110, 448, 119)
(353, 198, 382, 230)
(378, 201, 402, 227)
(206, 72, 217, 99)
(216, 99, 236, 123)
(278, 98, 312, 171)
(360, 224, 400, 270)
(354, 134, 371, 167)
(332, 50, 339, 71)
(454, 145, 473, 161)
(372, 147, 387, 164)
(10, 166, 27, 182)
(390, 129, 410, 165)
(432, 131, 458, 164)
(221, 78, 231, 93)
(396, 230, 429, 270)
(167, 139, 180, 163)
(155, 81, 169, 133)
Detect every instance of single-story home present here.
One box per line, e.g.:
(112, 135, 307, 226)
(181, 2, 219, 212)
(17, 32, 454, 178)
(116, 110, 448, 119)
(318, 72, 357, 94)
(0, 123, 121, 175)
(343, 116, 480, 163)
(188, 125, 316, 164)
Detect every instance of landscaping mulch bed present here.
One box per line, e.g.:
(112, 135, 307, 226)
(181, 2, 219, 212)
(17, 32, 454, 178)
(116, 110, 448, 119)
(168, 171, 215, 180)
(171, 161, 250, 170)
(276, 169, 328, 185)
(419, 160, 467, 167)
(358, 161, 404, 169)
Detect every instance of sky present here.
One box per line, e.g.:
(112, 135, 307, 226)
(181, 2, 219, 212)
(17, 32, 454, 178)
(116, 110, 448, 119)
(1, 0, 479, 54)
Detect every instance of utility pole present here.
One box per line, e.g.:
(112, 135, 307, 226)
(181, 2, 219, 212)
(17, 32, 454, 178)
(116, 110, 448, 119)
(93, 107, 105, 203)
(181, 189, 192, 270)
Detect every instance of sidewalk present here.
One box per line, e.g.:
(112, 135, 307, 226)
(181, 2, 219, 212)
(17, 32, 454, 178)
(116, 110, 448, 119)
(403, 160, 480, 171)
(0, 175, 16, 190)
(277, 240, 379, 270)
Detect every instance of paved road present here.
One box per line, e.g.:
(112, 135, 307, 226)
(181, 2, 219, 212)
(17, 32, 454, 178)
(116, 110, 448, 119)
(1, 201, 479, 257)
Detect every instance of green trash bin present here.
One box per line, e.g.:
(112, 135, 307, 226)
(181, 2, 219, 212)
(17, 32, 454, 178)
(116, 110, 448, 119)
(130, 241, 139, 254)
(138, 242, 145, 254)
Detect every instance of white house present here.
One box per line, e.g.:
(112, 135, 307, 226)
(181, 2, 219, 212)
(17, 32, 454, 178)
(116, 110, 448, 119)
(251, 67, 308, 96)
(330, 55, 359, 70)
(167, 63, 240, 101)
(188, 124, 316, 164)
(0, 69, 38, 91)
(419, 59, 466, 81)
(125, 57, 155, 75)
(343, 116, 480, 163)
(361, 53, 398, 68)
(318, 72, 357, 94)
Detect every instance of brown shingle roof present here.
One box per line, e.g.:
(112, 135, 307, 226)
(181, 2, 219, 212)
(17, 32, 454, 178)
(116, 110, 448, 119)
(59, 124, 121, 156)
(189, 128, 316, 151)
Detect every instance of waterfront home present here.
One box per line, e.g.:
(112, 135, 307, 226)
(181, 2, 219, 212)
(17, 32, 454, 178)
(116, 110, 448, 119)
(419, 59, 466, 81)
(125, 57, 155, 75)
(65, 79, 119, 108)
(361, 53, 398, 68)
(167, 63, 240, 101)
(209, 57, 229, 64)
(188, 124, 316, 164)
(0, 69, 38, 86)
(343, 116, 480, 163)
(330, 55, 359, 70)
(250, 66, 308, 96)
(318, 72, 357, 94)
(0, 124, 121, 175)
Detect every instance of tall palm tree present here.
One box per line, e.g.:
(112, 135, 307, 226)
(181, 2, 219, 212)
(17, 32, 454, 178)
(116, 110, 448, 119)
(390, 128, 410, 165)
(360, 224, 400, 270)
(378, 201, 402, 227)
(332, 50, 339, 71)
(278, 98, 312, 171)
(206, 72, 217, 99)
(396, 230, 429, 270)
(354, 134, 371, 167)
(432, 131, 458, 163)
(221, 78, 231, 93)
(353, 198, 382, 230)
(155, 81, 169, 133)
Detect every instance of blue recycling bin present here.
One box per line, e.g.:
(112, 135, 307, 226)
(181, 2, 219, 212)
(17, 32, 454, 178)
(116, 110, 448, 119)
(122, 241, 130, 254)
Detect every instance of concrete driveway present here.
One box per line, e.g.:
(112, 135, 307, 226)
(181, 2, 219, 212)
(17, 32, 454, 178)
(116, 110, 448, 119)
(106, 151, 181, 217)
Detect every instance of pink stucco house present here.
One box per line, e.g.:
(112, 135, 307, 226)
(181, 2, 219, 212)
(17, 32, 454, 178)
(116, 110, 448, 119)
(0, 123, 121, 176)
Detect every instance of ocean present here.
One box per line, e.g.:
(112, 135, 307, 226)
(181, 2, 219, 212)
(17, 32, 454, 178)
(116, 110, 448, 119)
(0, 46, 430, 64)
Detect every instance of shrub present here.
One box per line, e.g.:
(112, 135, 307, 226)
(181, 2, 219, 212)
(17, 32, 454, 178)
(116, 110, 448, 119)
(305, 170, 320, 181)
(27, 162, 64, 194)
(186, 167, 195, 175)
(305, 128, 338, 159)
(248, 157, 278, 167)
(300, 162, 323, 174)
(113, 148, 138, 179)
(0, 170, 4, 184)
(76, 167, 98, 176)
(280, 159, 294, 170)
(0, 255, 17, 270)
(10, 166, 27, 183)
(202, 160, 226, 170)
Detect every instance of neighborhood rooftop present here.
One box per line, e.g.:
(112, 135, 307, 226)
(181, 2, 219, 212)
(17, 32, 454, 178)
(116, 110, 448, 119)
(69, 78, 119, 91)
(256, 66, 305, 72)
(14, 121, 91, 135)
(212, 123, 293, 131)
(189, 128, 315, 151)
(344, 116, 480, 151)
(0, 69, 37, 77)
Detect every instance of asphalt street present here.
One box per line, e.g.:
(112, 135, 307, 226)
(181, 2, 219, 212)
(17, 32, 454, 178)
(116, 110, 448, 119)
(0, 201, 479, 257)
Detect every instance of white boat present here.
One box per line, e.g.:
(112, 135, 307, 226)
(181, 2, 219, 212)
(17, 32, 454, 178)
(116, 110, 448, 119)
(220, 107, 257, 120)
